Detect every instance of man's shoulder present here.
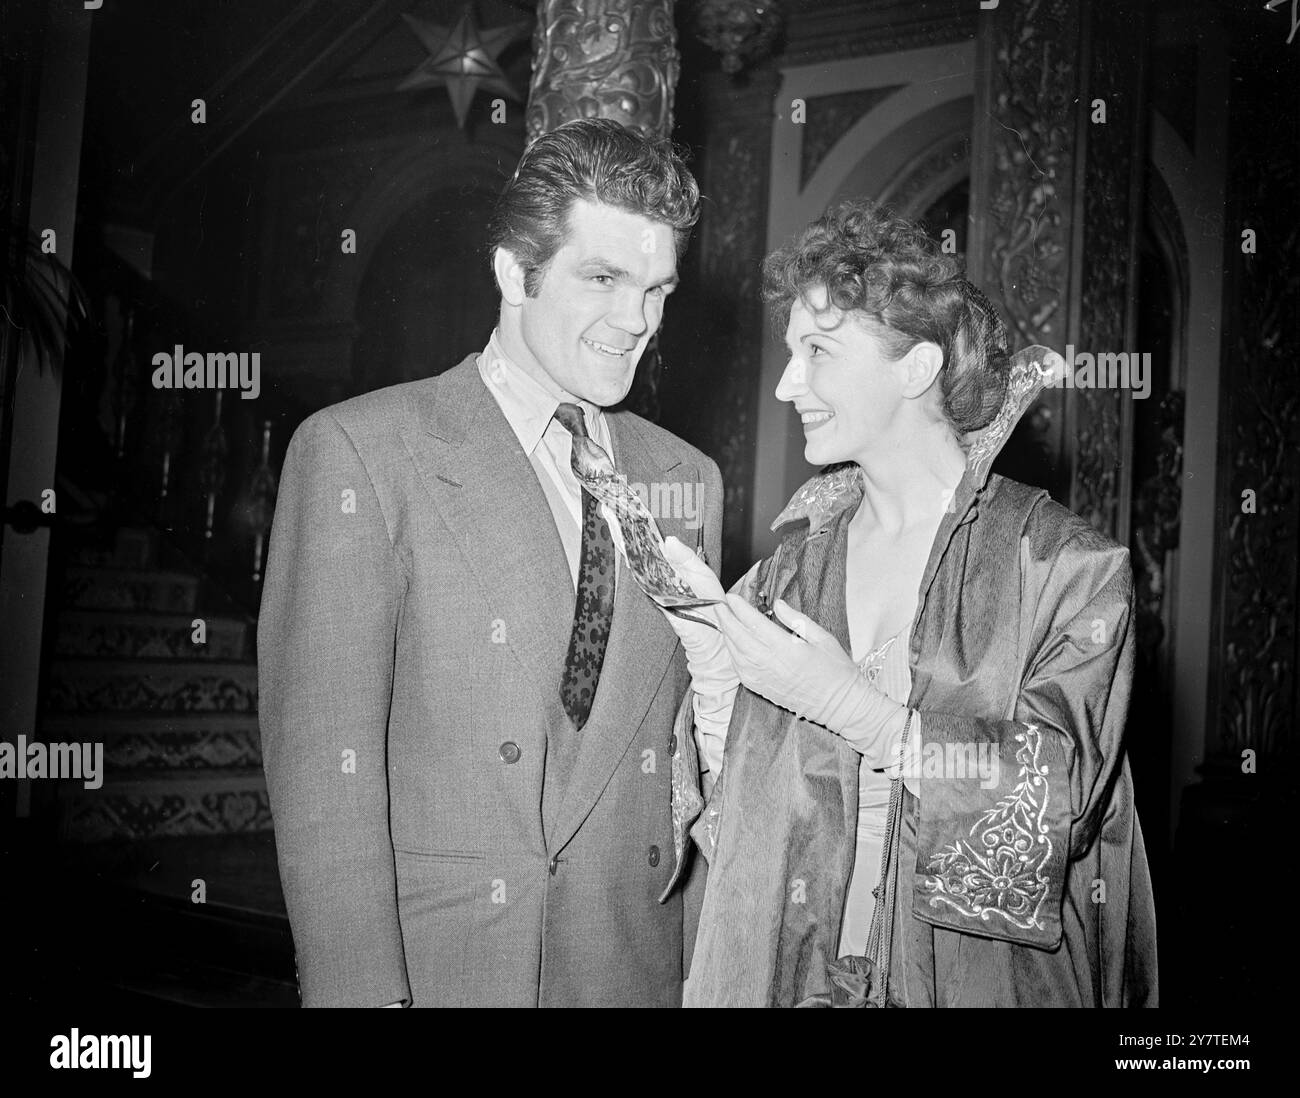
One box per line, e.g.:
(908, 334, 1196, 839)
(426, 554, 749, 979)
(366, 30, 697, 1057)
(291, 355, 481, 450)
(612, 409, 719, 482)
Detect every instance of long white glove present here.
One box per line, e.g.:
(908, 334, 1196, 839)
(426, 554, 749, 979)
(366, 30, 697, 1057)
(659, 537, 738, 775)
(715, 595, 910, 770)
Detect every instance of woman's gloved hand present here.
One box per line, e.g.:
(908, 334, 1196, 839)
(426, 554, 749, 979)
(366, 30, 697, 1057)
(659, 536, 739, 775)
(715, 595, 909, 769)
(662, 535, 726, 606)
(659, 536, 738, 692)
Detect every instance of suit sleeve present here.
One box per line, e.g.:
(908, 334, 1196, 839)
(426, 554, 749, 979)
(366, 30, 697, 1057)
(909, 533, 1135, 950)
(703, 457, 723, 582)
(258, 411, 411, 1006)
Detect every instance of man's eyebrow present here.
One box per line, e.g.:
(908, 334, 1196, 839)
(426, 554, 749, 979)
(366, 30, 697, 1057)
(577, 258, 678, 289)
(576, 258, 630, 278)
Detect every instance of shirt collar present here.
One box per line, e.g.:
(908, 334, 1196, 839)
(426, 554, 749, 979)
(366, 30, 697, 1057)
(478, 329, 600, 455)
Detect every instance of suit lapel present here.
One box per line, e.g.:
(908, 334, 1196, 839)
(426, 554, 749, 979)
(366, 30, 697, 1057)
(546, 411, 688, 852)
(405, 360, 694, 852)
(403, 357, 575, 694)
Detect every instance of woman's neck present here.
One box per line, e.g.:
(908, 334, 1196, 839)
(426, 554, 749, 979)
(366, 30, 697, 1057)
(851, 419, 967, 536)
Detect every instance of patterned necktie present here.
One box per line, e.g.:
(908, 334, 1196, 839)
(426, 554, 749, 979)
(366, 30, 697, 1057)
(554, 402, 616, 730)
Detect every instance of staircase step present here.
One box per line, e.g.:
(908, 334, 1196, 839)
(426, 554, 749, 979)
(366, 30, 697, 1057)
(54, 609, 250, 659)
(108, 958, 298, 1008)
(43, 712, 262, 769)
(44, 712, 262, 737)
(63, 525, 160, 569)
(63, 565, 199, 612)
(14, 832, 296, 1006)
(42, 713, 262, 771)
(45, 657, 257, 715)
(62, 768, 272, 841)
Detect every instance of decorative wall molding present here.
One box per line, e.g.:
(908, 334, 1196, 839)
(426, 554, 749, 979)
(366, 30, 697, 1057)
(1070, 0, 1148, 543)
(1132, 390, 1185, 666)
(970, 0, 1079, 353)
(878, 131, 969, 217)
(1148, 87, 1231, 835)
(779, 0, 976, 64)
(1214, 112, 1299, 764)
(702, 127, 766, 569)
(801, 87, 904, 187)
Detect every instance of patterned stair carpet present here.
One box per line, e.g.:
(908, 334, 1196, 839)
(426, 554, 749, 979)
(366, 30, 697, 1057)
(20, 523, 297, 1006)
(45, 524, 270, 842)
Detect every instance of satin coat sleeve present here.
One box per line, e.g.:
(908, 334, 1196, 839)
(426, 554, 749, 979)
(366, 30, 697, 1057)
(258, 411, 412, 1006)
(910, 525, 1135, 951)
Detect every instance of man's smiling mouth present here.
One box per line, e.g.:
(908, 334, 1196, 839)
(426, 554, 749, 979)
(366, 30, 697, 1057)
(583, 337, 632, 358)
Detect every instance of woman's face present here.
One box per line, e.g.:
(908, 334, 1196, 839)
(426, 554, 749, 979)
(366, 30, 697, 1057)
(775, 287, 906, 468)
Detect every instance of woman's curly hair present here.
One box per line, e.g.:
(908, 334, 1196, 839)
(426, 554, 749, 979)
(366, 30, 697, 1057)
(762, 200, 1012, 435)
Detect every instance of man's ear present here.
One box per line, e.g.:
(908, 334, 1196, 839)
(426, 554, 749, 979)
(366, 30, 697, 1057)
(899, 341, 944, 399)
(493, 246, 527, 307)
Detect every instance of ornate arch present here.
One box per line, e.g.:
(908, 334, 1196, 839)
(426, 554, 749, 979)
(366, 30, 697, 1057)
(320, 135, 519, 324)
(753, 43, 977, 557)
(877, 130, 969, 221)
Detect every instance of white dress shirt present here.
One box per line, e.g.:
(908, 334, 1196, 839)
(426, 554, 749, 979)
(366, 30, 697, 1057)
(476, 329, 621, 589)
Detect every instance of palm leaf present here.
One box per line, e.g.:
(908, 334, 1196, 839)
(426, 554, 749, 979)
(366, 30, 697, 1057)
(0, 221, 90, 376)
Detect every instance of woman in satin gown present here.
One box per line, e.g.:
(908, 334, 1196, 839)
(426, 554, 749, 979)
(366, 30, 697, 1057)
(661, 200, 1158, 1007)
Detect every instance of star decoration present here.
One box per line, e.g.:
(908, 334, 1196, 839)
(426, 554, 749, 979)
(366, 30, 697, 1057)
(398, 5, 532, 127)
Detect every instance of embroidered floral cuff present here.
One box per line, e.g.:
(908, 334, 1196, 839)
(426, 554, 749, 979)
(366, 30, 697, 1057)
(911, 712, 1071, 950)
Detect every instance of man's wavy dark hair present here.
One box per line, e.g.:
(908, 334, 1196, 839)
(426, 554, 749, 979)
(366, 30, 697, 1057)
(488, 118, 701, 297)
(762, 200, 1012, 434)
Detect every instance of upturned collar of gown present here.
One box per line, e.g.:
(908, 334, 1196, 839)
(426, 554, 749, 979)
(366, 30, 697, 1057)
(770, 344, 1060, 537)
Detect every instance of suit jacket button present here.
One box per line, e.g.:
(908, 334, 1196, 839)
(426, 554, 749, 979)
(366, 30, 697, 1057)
(498, 741, 521, 764)
(648, 845, 661, 867)
(668, 734, 678, 755)
(548, 856, 559, 875)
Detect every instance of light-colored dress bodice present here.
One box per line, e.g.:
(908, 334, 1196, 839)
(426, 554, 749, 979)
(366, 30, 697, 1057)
(836, 629, 912, 958)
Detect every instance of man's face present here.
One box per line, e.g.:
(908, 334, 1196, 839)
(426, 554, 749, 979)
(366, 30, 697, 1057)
(502, 198, 679, 407)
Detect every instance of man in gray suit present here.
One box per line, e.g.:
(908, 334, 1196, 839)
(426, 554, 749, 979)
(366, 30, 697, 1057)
(258, 119, 723, 1007)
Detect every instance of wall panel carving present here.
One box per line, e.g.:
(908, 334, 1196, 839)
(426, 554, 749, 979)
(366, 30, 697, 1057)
(1214, 121, 1299, 764)
(974, 0, 1078, 352)
(1071, 0, 1147, 540)
(779, 0, 976, 64)
(968, 0, 1080, 507)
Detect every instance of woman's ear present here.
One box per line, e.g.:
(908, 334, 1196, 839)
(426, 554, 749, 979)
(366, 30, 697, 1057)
(899, 341, 945, 399)
(493, 246, 527, 307)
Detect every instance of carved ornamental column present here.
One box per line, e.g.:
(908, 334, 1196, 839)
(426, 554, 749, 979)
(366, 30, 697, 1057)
(524, 0, 682, 420)
(966, 0, 1148, 543)
(525, 0, 680, 142)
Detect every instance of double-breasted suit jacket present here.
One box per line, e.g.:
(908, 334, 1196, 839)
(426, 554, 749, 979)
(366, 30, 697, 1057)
(258, 354, 723, 1007)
